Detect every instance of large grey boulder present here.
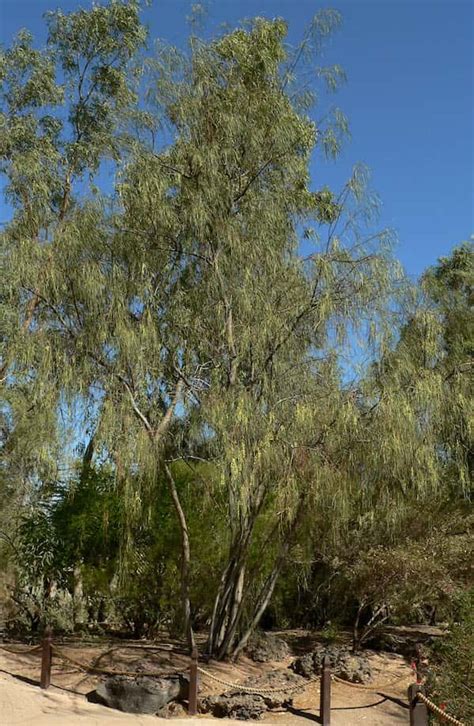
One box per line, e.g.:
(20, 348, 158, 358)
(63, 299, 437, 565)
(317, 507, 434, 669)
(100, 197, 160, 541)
(245, 632, 290, 662)
(91, 675, 186, 714)
(291, 646, 372, 684)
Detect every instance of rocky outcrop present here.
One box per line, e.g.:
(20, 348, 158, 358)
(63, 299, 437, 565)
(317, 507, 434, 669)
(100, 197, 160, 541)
(366, 625, 447, 657)
(200, 668, 305, 720)
(291, 646, 372, 684)
(245, 632, 290, 662)
(201, 693, 268, 720)
(90, 674, 187, 714)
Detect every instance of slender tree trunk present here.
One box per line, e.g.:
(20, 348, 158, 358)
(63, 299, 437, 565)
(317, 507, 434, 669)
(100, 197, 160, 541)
(352, 601, 365, 652)
(214, 561, 247, 659)
(208, 559, 241, 654)
(207, 561, 232, 655)
(358, 604, 388, 648)
(164, 463, 195, 651)
(207, 477, 287, 659)
(73, 564, 86, 631)
(207, 522, 255, 657)
(232, 562, 282, 659)
(226, 493, 307, 660)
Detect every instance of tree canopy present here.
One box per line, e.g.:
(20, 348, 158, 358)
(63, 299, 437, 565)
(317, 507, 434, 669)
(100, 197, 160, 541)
(0, 0, 472, 662)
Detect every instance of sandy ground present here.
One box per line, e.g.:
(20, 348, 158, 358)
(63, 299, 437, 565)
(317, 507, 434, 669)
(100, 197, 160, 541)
(0, 635, 413, 725)
(1, 671, 192, 725)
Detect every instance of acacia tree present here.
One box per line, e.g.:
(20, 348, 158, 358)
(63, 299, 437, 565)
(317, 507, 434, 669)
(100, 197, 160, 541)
(2, 2, 402, 657)
(422, 243, 473, 489)
(114, 16, 398, 658)
(363, 243, 473, 512)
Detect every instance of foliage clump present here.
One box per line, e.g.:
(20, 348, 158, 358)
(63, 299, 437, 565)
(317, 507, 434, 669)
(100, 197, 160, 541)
(428, 589, 474, 724)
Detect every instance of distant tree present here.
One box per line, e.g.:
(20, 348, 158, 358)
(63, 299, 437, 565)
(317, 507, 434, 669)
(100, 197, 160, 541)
(422, 242, 474, 490)
(268, 244, 473, 638)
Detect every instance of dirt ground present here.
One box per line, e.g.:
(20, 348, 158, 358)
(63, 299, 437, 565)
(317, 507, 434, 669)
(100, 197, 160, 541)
(0, 632, 413, 725)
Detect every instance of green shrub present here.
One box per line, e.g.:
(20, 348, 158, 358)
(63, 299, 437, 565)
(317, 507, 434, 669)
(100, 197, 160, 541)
(428, 588, 473, 724)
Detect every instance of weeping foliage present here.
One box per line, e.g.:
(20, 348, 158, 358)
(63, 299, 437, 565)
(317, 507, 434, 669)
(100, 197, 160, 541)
(0, 1, 471, 657)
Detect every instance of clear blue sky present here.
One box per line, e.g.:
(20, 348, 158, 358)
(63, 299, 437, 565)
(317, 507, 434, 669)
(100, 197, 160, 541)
(1, 0, 472, 278)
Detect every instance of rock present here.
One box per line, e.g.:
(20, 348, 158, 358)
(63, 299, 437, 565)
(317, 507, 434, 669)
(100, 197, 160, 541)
(291, 646, 372, 684)
(246, 668, 305, 707)
(199, 669, 305, 719)
(91, 675, 186, 714)
(366, 625, 448, 658)
(336, 653, 372, 684)
(201, 693, 268, 720)
(291, 653, 315, 679)
(245, 632, 290, 662)
(155, 701, 188, 718)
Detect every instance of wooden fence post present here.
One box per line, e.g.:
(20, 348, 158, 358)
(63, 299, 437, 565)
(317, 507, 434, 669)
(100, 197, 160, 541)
(40, 625, 52, 690)
(188, 646, 198, 715)
(320, 655, 331, 726)
(408, 684, 428, 726)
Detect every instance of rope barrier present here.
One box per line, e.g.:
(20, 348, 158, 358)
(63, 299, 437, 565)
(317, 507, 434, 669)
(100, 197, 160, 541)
(331, 672, 410, 691)
(49, 650, 411, 699)
(8, 637, 461, 726)
(0, 643, 42, 656)
(416, 692, 465, 726)
(197, 665, 320, 695)
(2, 640, 410, 698)
(51, 646, 181, 679)
(197, 667, 409, 697)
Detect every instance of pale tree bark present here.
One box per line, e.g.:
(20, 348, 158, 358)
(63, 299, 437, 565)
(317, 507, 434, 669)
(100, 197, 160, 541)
(207, 504, 259, 658)
(208, 552, 247, 657)
(208, 491, 307, 660)
(115, 375, 192, 647)
(73, 564, 87, 630)
(164, 463, 196, 651)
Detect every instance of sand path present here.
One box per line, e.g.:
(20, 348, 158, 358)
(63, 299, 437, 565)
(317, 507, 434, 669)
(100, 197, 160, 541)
(0, 639, 411, 725)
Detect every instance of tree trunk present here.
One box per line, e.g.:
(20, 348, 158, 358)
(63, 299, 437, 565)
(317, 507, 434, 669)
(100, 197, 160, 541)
(73, 564, 86, 631)
(207, 524, 254, 657)
(231, 505, 303, 660)
(214, 561, 247, 659)
(355, 603, 388, 650)
(207, 561, 232, 655)
(209, 493, 307, 660)
(232, 562, 282, 659)
(164, 463, 195, 652)
(352, 602, 365, 652)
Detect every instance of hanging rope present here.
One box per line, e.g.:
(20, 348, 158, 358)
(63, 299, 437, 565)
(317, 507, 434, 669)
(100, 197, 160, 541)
(0, 643, 42, 655)
(197, 665, 320, 695)
(51, 646, 180, 679)
(10, 637, 459, 724)
(415, 691, 465, 726)
(331, 672, 410, 691)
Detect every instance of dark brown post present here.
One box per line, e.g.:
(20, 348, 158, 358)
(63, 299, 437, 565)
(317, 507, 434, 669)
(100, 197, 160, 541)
(408, 684, 428, 726)
(320, 655, 331, 726)
(40, 625, 52, 690)
(188, 646, 198, 715)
